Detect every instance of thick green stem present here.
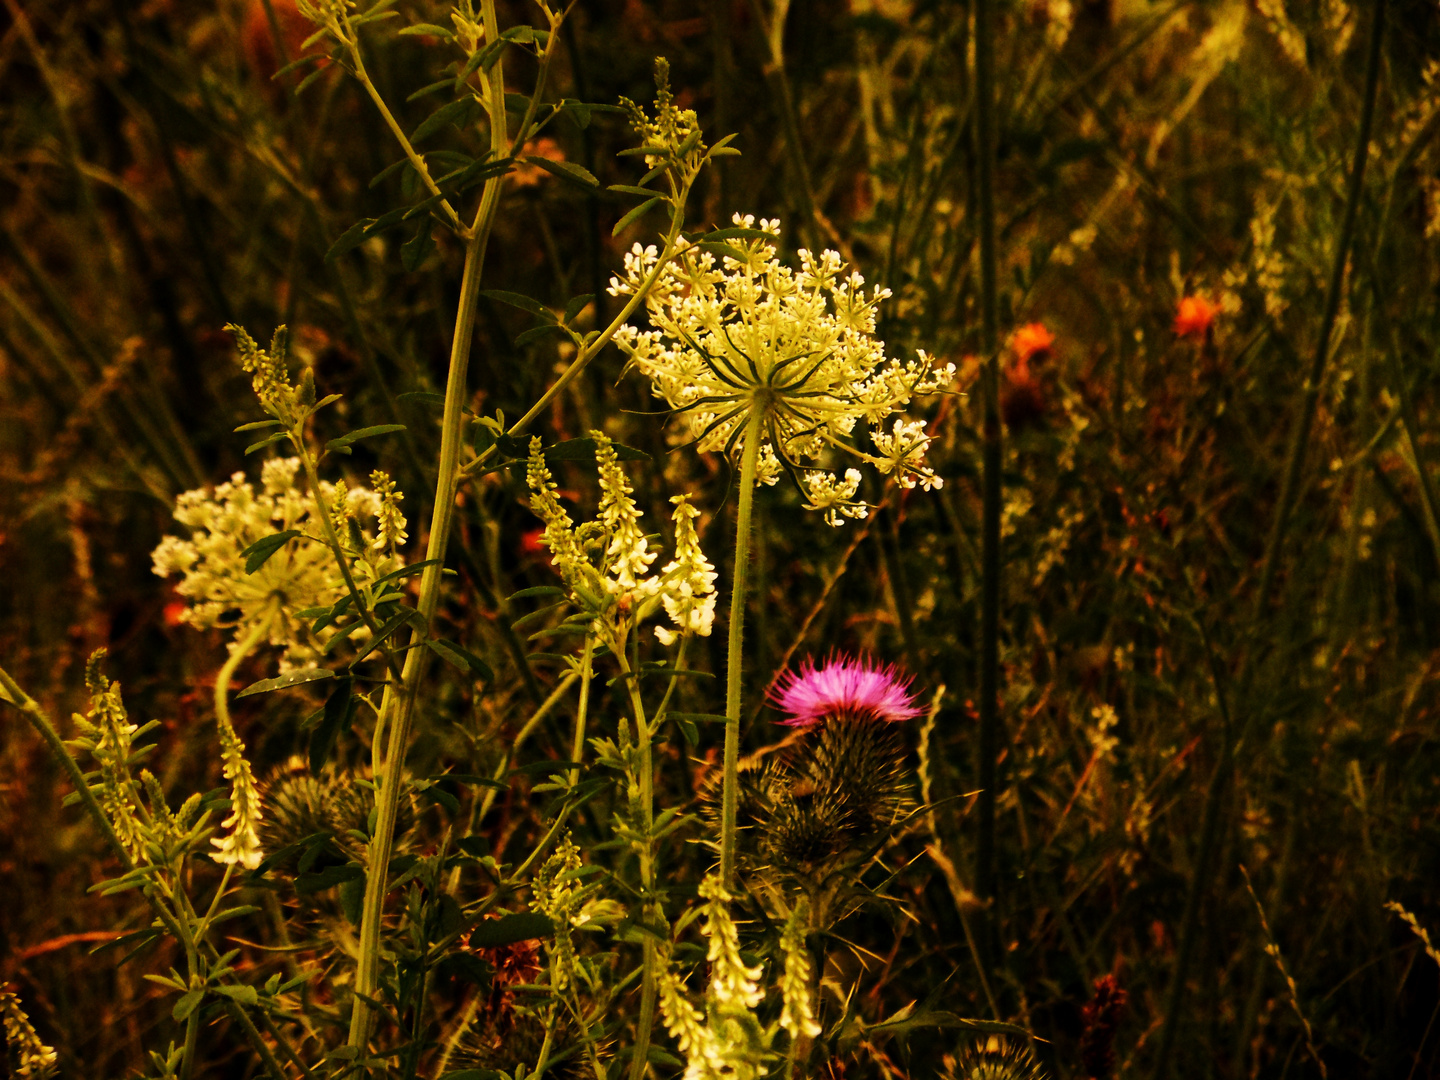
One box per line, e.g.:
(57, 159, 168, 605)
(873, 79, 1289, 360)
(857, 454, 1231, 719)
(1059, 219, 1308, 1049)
(719, 407, 765, 888)
(346, 2, 510, 1055)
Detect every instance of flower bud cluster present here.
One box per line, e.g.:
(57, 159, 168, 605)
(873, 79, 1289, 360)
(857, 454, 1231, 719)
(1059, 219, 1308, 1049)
(610, 216, 954, 524)
(526, 433, 716, 646)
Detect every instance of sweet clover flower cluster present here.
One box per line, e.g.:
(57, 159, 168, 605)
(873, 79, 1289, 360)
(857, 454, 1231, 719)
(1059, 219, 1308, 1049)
(657, 876, 818, 1079)
(151, 458, 407, 669)
(0, 986, 57, 1080)
(609, 216, 954, 525)
(525, 433, 717, 646)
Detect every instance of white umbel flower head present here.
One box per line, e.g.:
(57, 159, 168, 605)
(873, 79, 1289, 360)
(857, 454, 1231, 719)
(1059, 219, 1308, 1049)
(152, 459, 403, 670)
(611, 216, 954, 522)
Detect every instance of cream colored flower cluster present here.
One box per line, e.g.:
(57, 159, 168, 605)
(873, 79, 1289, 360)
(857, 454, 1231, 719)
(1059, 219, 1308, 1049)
(151, 458, 405, 669)
(526, 434, 716, 646)
(610, 215, 954, 525)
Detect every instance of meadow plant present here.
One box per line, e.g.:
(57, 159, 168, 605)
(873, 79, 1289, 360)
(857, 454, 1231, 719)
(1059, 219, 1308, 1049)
(7, 0, 1439, 1076)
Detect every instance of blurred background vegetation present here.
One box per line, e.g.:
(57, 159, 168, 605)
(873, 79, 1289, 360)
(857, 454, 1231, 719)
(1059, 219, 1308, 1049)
(4, 0, 1440, 1075)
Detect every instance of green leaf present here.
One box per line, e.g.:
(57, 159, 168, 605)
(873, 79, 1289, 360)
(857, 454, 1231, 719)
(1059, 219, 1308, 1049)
(244, 431, 290, 456)
(668, 711, 730, 724)
(213, 984, 259, 1007)
(349, 607, 425, 668)
(239, 530, 302, 574)
(173, 989, 204, 1022)
(522, 155, 598, 189)
(234, 419, 283, 433)
(236, 666, 335, 699)
(401, 222, 436, 272)
(309, 677, 355, 772)
(426, 638, 494, 681)
(296, 863, 364, 895)
(544, 437, 649, 464)
(397, 391, 446, 408)
(606, 184, 656, 198)
(326, 218, 376, 262)
(506, 585, 565, 603)
(398, 22, 453, 37)
(563, 293, 595, 324)
(612, 196, 664, 237)
(479, 290, 553, 320)
(326, 424, 407, 451)
(515, 324, 568, 347)
(368, 157, 411, 190)
(693, 226, 774, 242)
(468, 912, 553, 948)
(412, 98, 477, 144)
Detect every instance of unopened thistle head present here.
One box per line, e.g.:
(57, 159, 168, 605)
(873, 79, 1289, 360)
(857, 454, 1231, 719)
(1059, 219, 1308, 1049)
(610, 215, 954, 525)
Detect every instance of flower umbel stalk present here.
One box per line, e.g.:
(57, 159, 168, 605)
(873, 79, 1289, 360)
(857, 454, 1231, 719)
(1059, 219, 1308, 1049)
(720, 406, 764, 888)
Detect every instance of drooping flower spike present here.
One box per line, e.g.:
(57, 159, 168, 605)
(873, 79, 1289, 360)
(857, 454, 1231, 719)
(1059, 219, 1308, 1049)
(770, 653, 922, 728)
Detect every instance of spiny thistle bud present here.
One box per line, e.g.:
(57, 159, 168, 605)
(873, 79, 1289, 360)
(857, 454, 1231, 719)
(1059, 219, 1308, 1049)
(0, 986, 57, 1079)
(947, 1036, 1047, 1080)
(259, 758, 413, 869)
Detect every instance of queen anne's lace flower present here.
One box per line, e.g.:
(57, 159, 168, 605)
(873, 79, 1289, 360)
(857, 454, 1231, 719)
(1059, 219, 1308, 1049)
(152, 459, 403, 670)
(610, 216, 954, 523)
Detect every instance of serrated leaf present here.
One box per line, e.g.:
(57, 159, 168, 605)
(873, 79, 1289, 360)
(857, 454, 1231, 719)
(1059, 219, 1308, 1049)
(668, 711, 730, 724)
(244, 431, 290, 455)
(213, 984, 259, 1007)
(326, 424, 407, 451)
(412, 98, 475, 144)
(326, 218, 376, 262)
(506, 585, 565, 603)
(173, 989, 204, 1022)
(544, 437, 649, 464)
(479, 290, 553, 320)
(426, 638, 494, 681)
(562, 293, 595, 324)
(398, 22, 453, 37)
(402, 222, 436, 271)
(611, 196, 664, 237)
(468, 912, 553, 949)
(515, 324, 567, 347)
(310, 677, 354, 772)
(522, 156, 598, 188)
(237, 667, 334, 699)
(239, 530, 302, 574)
(368, 157, 411, 190)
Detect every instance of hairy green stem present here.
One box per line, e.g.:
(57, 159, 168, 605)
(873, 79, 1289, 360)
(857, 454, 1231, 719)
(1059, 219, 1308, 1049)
(720, 407, 765, 888)
(617, 643, 660, 1080)
(1147, 0, 1386, 1072)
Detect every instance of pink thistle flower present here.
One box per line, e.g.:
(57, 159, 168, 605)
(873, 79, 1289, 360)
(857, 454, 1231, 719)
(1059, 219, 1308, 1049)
(770, 653, 922, 728)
